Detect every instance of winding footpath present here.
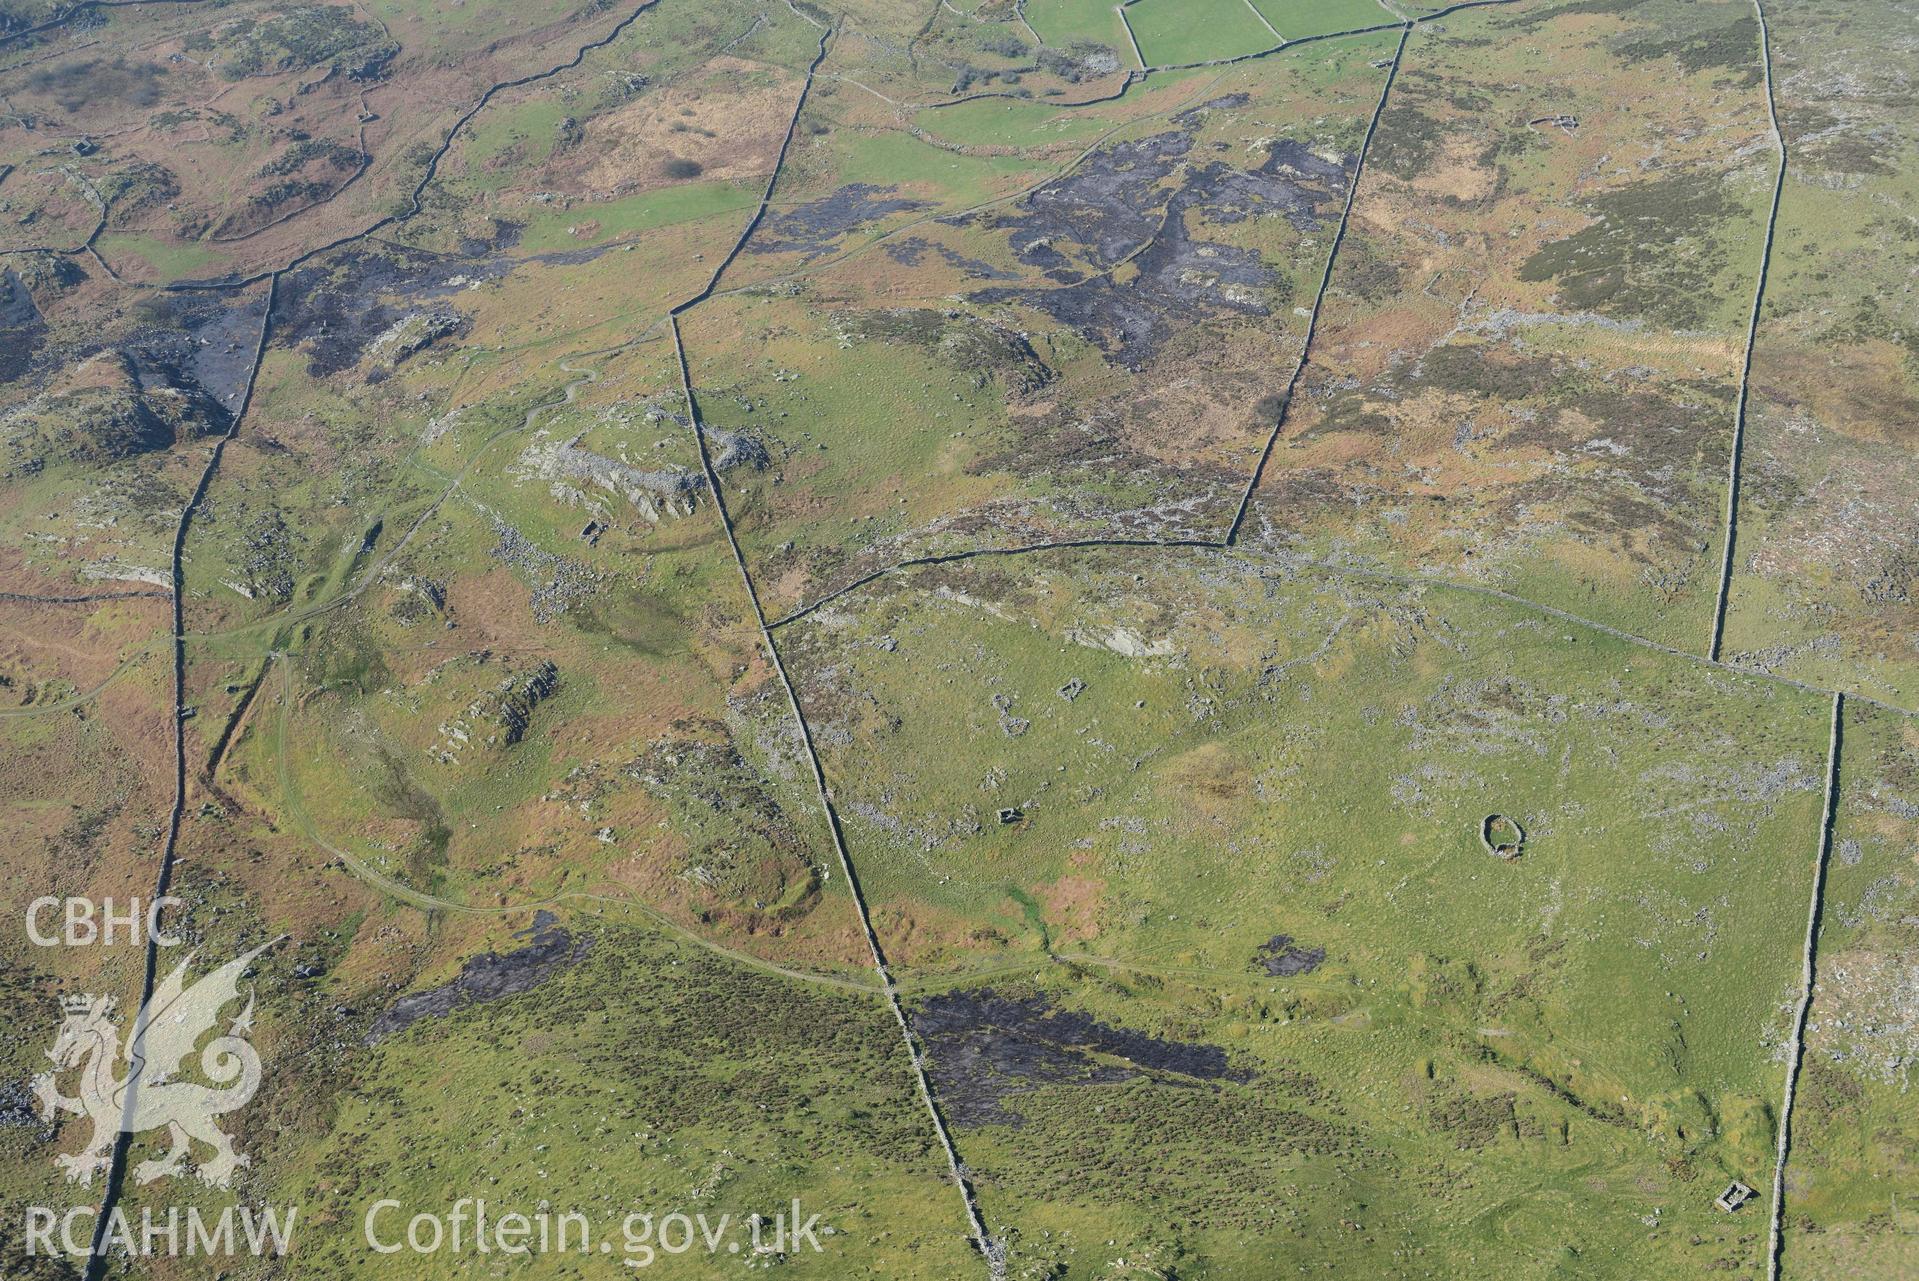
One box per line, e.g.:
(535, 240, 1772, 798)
(270, 659, 883, 996)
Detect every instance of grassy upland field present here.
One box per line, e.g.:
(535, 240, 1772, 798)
(783, 546, 1830, 1276)
(1125, 0, 1276, 67)
(1253, 0, 1398, 40)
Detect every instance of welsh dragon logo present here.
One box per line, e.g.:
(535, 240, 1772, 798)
(32, 942, 274, 1188)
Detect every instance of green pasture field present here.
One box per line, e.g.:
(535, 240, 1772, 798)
(1125, 0, 1275, 66)
(783, 545, 1832, 1275)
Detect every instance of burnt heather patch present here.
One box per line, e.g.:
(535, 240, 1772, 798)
(911, 987, 1250, 1127)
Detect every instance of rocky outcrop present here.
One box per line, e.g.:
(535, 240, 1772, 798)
(434, 659, 561, 761)
(520, 435, 702, 522)
(365, 310, 467, 366)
